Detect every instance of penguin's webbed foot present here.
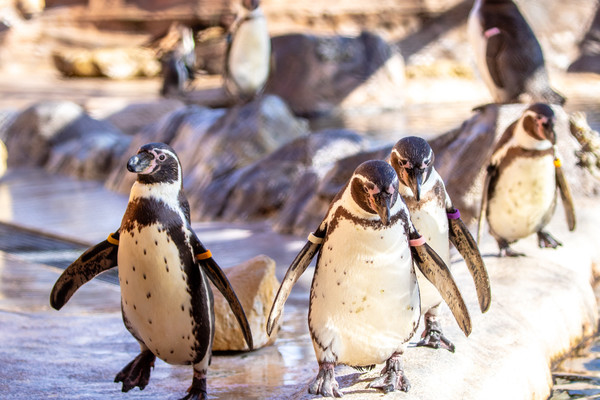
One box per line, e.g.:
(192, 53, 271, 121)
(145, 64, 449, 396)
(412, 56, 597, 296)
(537, 231, 562, 249)
(417, 318, 455, 353)
(308, 362, 343, 398)
(114, 349, 156, 392)
(497, 239, 525, 257)
(368, 352, 410, 393)
(180, 371, 207, 400)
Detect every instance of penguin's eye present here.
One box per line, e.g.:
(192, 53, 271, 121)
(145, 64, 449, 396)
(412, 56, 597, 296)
(158, 154, 167, 162)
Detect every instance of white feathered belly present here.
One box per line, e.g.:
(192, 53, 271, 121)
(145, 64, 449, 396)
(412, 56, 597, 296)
(488, 155, 556, 241)
(118, 225, 204, 365)
(410, 204, 450, 312)
(309, 218, 420, 366)
(228, 15, 270, 94)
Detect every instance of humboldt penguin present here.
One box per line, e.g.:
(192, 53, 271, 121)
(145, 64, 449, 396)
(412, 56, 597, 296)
(478, 103, 576, 257)
(50, 142, 252, 400)
(267, 160, 471, 396)
(467, 0, 566, 105)
(389, 136, 491, 352)
(223, 0, 271, 103)
(161, 24, 196, 97)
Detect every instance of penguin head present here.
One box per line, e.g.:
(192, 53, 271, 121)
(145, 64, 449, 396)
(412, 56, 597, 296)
(350, 160, 399, 225)
(521, 103, 556, 144)
(127, 143, 182, 186)
(242, 0, 260, 11)
(390, 136, 435, 201)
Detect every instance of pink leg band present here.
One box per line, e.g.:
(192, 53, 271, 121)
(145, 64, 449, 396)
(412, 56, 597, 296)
(409, 236, 426, 247)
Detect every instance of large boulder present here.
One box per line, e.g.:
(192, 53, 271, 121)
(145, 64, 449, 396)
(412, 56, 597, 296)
(102, 98, 186, 136)
(4, 101, 130, 180)
(265, 31, 405, 116)
(105, 95, 309, 206)
(198, 128, 372, 223)
(212, 254, 280, 351)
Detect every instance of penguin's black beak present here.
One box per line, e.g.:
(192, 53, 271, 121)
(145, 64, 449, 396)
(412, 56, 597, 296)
(409, 169, 423, 202)
(373, 193, 392, 226)
(127, 152, 154, 174)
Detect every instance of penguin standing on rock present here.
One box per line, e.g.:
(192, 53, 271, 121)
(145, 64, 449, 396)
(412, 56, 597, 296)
(468, 0, 566, 105)
(223, 0, 271, 103)
(267, 160, 471, 397)
(478, 103, 576, 257)
(50, 143, 253, 400)
(389, 136, 491, 352)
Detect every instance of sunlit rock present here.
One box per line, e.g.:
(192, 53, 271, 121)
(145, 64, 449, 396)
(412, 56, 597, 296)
(212, 254, 280, 351)
(265, 31, 405, 116)
(53, 47, 161, 79)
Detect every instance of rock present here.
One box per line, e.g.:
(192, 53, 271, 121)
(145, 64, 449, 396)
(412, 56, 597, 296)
(212, 254, 280, 351)
(429, 103, 600, 224)
(4, 101, 129, 181)
(52, 48, 100, 78)
(568, 5, 600, 73)
(265, 31, 405, 116)
(52, 47, 161, 79)
(16, 0, 44, 19)
(103, 98, 186, 136)
(200, 128, 370, 223)
(45, 130, 131, 181)
(184, 95, 308, 213)
(104, 104, 221, 193)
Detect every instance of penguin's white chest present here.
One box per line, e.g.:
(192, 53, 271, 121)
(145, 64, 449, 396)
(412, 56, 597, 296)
(409, 199, 449, 311)
(309, 217, 420, 367)
(228, 13, 271, 94)
(488, 155, 556, 241)
(118, 225, 200, 365)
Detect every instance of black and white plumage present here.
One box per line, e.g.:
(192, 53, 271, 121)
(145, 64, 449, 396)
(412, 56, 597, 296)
(223, 0, 271, 103)
(161, 25, 196, 97)
(478, 104, 576, 257)
(267, 160, 471, 397)
(50, 142, 252, 400)
(389, 136, 491, 352)
(468, 0, 566, 105)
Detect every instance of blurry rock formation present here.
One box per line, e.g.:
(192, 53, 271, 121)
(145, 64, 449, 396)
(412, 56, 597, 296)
(265, 31, 405, 116)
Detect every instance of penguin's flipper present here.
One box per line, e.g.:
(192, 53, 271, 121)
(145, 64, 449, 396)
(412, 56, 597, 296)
(477, 164, 496, 244)
(50, 232, 120, 310)
(448, 211, 492, 313)
(411, 239, 472, 337)
(555, 164, 576, 231)
(266, 228, 325, 336)
(485, 30, 507, 89)
(194, 244, 254, 351)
